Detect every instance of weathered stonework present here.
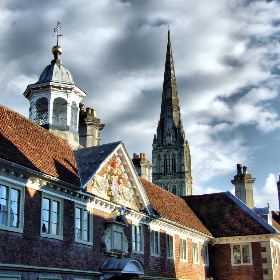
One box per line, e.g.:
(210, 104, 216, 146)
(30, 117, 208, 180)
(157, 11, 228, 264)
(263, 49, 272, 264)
(152, 30, 192, 196)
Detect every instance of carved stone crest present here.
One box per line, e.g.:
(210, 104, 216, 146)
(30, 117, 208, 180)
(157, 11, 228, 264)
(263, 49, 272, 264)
(91, 158, 133, 204)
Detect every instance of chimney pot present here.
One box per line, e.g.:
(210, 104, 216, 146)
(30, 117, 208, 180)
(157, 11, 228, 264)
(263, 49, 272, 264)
(237, 164, 242, 175)
(243, 166, 247, 174)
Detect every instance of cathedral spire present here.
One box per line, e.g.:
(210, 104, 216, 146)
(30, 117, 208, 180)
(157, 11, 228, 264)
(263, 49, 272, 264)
(163, 29, 177, 89)
(152, 30, 192, 196)
(159, 29, 183, 138)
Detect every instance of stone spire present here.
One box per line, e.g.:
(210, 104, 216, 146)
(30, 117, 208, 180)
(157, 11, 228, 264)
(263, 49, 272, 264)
(152, 30, 192, 196)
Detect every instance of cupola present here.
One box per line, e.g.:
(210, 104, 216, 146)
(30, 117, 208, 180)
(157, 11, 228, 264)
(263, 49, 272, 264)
(23, 22, 86, 149)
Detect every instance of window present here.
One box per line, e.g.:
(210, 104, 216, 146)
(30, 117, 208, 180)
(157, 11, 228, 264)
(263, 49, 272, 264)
(41, 195, 63, 239)
(164, 158, 167, 174)
(52, 97, 67, 127)
(172, 157, 176, 173)
(192, 242, 199, 263)
(166, 234, 174, 259)
(75, 205, 92, 244)
(202, 244, 209, 266)
(172, 186, 176, 195)
(180, 238, 187, 261)
(132, 224, 143, 253)
(231, 244, 252, 265)
(150, 230, 160, 256)
(70, 101, 78, 130)
(0, 276, 20, 280)
(35, 97, 48, 125)
(39, 278, 61, 280)
(0, 183, 24, 233)
(273, 245, 278, 265)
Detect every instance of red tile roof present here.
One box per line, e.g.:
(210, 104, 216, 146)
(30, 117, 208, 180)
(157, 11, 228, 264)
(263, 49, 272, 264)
(0, 104, 79, 187)
(140, 178, 211, 236)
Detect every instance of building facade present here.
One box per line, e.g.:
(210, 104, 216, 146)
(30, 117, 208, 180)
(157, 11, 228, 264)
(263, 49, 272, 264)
(1, 27, 280, 280)
(152, 30, 192, 196)
(0, 104, 211, 280)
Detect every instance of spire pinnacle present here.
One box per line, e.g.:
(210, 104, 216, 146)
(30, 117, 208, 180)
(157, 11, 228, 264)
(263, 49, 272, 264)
(168, 27, 170, 45)
(163, 28, 177, 89)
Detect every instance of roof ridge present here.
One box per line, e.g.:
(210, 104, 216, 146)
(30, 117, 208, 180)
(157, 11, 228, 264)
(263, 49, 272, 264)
(225, 191, 277, 233)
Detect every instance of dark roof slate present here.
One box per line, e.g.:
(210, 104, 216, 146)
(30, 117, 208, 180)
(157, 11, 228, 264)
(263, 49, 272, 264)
(272, 211, 280, 232)
(183, 192, 276, 237)
(0, 104, 79, 187)
(140, 178, 211, 236)
(74, 141, 121, 187)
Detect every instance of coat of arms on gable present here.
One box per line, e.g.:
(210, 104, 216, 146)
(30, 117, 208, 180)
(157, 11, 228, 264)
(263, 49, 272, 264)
(88, 157, 136, 208)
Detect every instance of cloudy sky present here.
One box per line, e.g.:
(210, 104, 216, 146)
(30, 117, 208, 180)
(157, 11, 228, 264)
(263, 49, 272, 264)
(1, 0, 280, 209)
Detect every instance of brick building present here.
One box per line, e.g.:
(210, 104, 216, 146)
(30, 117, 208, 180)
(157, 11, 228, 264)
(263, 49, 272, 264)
(0, 104, 211, 280)
(1, 26, 280, 280)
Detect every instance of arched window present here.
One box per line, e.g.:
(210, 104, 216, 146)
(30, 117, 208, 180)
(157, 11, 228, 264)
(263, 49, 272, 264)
(157, 156, 161, 173)
(164, 157, 168, 174)
(172, 157, 176, 173)
(70, 101, 78, 130)
(52, 97, 67, 127)
(34, 97, 48, 125)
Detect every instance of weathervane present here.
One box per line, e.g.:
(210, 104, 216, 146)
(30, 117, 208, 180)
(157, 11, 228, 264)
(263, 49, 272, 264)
(53, 21, 63, 46)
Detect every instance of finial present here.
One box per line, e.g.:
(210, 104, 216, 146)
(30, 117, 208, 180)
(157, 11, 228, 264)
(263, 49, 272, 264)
(53, 21, 63, 46)
(52, 21, 63, 62)
(168, 26, 171, 44)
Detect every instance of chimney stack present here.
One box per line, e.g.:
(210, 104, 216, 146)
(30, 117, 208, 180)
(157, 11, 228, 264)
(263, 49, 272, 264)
(231, 164, 256, 208)
(131, 153, 153, 182)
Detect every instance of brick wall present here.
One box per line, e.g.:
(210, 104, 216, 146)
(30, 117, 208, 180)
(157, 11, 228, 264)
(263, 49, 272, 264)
(0, 186, 207, 279)
(211, 242, 264, 280)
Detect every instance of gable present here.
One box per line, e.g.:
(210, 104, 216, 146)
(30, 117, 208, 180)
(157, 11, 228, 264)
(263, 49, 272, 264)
(75, 142, 153, 214)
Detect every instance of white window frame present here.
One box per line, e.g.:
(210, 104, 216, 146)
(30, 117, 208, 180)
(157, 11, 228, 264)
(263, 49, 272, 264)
(74, 204, 93, 245)
(192, 242, 199, 264)
(132, 223, 144, 253)
(0, 276, 21, 280)
(0, 182, 24, 233)
(39, 277, 62, 280)
(166, 234, 174, 259)
(41, 194, 63, 240)
(273, 244, 278, 266)
(150, 229, 160, 256)
(202, 244, 209, 266)
(231, 243, 253, 265)
(180, 238, 187, 261)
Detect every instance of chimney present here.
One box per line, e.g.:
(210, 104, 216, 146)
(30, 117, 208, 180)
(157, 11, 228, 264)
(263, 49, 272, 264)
(131, 152, 153, 182)
(231, 164, 256, 208)
(78, 103, 105, 147)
